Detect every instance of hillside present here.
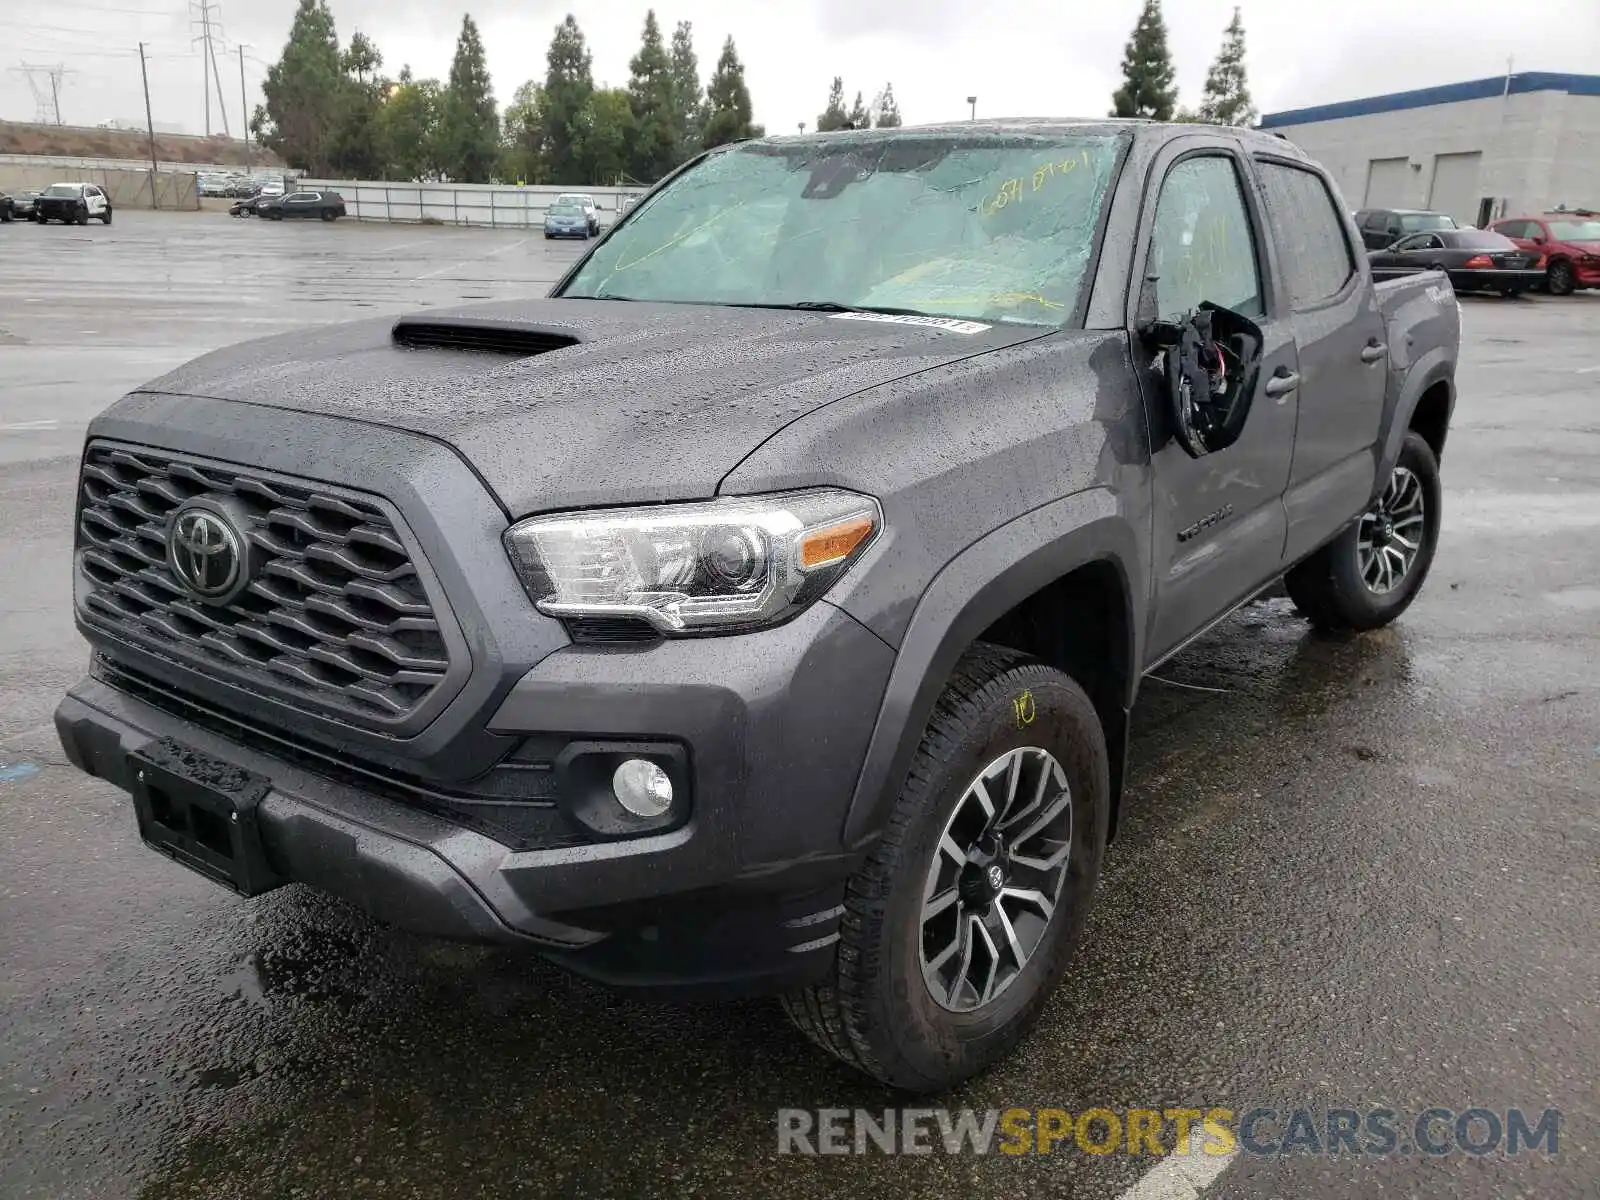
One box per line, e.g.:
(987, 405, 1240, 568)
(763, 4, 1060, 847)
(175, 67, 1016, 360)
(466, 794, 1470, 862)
(0, 121, 283, 167)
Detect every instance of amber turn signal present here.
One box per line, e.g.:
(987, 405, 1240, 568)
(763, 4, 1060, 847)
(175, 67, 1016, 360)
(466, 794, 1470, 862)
(799, 515, 875, 570)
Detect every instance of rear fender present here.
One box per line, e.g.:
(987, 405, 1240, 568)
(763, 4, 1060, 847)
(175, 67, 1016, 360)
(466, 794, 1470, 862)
(841, 490, 1143, 848)
(1374, 350, 1454, 501)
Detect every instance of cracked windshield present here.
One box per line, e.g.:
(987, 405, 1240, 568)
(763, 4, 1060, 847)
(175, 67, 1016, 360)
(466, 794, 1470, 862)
(562, 133, 1124, 326)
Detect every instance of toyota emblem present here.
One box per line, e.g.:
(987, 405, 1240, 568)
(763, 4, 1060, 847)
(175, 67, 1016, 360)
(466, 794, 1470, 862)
(168, 507, 244, 600)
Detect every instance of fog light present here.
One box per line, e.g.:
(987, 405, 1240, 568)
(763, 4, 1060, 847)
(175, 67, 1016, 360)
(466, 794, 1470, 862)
(612, 758, 673, 818)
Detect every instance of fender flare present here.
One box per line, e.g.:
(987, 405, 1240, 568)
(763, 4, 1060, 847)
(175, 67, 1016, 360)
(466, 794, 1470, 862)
(840, 489, 1144, 848)
(1374, 350, 1454, 501)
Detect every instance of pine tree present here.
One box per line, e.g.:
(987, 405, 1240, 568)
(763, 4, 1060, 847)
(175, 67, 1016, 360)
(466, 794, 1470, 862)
(438, 14, 498, 182)
(541, 15, 595, 184)
(626, 10, 678, 182)
(326, 29, 386, 178)
(847, 90, 870, 130)
(500, 80, 547, 183)
(815, 76, 848, 132)
(575, 88, 635, 185)
(1109, 0, 1178, 121)
(1196, 8, 1257, 127)
(668, 21, 703, 161)
(256, 0, 343, 172)
(871, 82, 902, 128)
(702, 37, 759, 150)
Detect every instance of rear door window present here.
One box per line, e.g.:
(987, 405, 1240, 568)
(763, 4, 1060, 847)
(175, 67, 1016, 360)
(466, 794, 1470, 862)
(1255, 161, 1355, 308)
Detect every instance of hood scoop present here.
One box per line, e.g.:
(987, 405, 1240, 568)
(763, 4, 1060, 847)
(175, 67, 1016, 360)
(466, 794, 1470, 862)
(392, 315, 582, 358)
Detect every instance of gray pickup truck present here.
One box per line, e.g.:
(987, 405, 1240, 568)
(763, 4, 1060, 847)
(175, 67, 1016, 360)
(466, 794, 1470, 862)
(56, 120, 1459, 1092)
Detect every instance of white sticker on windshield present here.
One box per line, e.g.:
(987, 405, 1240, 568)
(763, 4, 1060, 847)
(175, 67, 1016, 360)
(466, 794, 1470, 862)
(828, 311, 992, 334)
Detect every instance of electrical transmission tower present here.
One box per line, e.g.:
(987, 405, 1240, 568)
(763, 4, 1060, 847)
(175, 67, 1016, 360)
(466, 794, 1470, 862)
(12, 63, 71, 125)
(189, 0, 231, 137)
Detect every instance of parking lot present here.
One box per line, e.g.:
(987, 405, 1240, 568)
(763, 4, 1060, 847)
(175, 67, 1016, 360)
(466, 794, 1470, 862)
(2, 209, 1597, 1200)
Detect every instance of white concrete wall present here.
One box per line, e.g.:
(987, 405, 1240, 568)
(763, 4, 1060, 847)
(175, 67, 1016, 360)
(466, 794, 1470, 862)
(1270, 90, 1600, 224)
(296, 179, 648, 228)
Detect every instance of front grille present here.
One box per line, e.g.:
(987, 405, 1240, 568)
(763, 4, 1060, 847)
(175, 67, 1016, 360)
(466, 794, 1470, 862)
(77, 442, 454, 728)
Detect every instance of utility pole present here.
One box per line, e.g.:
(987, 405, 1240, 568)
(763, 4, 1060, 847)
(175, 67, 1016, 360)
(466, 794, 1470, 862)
(12, 63, 70, 124)
(239, 44, 251, 168)
(967, 95, 977, 121)
(189, 0, 230, 137)
(139, 43, 160, 209)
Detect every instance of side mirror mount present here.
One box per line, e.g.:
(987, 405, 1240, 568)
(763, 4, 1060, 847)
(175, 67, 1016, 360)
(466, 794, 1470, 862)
(1141, 301, 1265, 459)
(1531, 233, 1547, 245)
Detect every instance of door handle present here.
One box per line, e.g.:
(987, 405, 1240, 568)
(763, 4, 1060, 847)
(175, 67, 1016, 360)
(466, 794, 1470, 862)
(1264, 370, 1300, 398)
(1360, 342, 1387, 363)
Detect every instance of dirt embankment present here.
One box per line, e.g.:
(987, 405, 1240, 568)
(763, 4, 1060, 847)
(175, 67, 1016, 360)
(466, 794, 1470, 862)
(0, 121, 284, 167)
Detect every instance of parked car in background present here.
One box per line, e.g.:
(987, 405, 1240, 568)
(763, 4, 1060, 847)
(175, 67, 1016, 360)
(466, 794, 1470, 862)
(1490, 212, 1600, 295)
(35, 182, 112, 226)
(0, 191, 13, 222)
(10, 189, 41, 219)
(1368, 228, 1542, 296)
(554, 192, 600, 235)
(197, 172, 233, 198)
(257, 189, 346, 221)
(543, 202, 590, 239)
(1353, 208, 1458, 250)
(228, 191, 262, 217)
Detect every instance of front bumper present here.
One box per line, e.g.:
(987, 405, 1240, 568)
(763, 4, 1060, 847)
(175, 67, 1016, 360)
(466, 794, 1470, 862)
(57, 597, 894, 996)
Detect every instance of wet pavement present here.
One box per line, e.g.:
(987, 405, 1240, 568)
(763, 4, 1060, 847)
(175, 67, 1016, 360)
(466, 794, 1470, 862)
(1, 211, 1596, 1200)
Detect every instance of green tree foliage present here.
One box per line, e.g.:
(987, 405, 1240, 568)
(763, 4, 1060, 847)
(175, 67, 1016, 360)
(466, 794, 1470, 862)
(324, 29, 387, 178)
(872, 83, 902, 128)
(702, 37, 760, 150)
(436, 14, 498, 182)
(500, 80, 547, 183)
(847, 90, 870, 130)
(815, 76, 848, 132)
(1196, 8, 1257, 127)
(254, 0, 343, 172)
(342, 30, 381, 82)
(576, 87, 635, 184)
(541, 14, 596, 184)
(378, 66, 444, 180)
(626, 10, 678, 182)
(669, 21, 703, 158)
(1109, 0, 1178, 121)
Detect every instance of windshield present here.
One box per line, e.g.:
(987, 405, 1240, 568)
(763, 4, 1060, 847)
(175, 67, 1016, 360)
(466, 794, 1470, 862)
(1548, 219, 1600, 240)
(43, 184, 82, 198)
(549, 205, 582, 217)
(1399, 213, 1455, 232)
(559, 131, 1127, 327)
(557, 195, 590, 205)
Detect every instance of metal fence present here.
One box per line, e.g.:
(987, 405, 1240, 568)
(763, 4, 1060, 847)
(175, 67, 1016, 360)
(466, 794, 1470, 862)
(0, 161, 198, 209)
(297, 180, 646, 228)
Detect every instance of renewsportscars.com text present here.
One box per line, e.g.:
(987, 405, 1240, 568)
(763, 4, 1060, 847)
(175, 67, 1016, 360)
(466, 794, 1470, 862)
(776, 1106, 1561, 1158)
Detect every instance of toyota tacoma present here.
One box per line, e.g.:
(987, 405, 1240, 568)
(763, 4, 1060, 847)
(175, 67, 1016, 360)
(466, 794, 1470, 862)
(56, 120, 1460, 1092)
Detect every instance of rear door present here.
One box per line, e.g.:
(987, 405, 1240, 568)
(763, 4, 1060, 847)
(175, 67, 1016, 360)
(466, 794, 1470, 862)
(1253, 156, 1387, 561)
(283, 192, 317, 218)
(1130, 136, 1301, 662)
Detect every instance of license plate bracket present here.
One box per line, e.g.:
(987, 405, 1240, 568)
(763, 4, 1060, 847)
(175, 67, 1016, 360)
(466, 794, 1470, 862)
(129, 737, 283, 897)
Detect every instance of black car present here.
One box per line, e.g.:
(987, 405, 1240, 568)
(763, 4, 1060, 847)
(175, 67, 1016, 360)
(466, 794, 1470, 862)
(1353, 207, 1458, 250)
(229, 192, 263, 217)
(11, 189, 41, 218)
(256, 189, 346, 221)
(1368, 228, 1543, 297)
(0, 191, 13, 222)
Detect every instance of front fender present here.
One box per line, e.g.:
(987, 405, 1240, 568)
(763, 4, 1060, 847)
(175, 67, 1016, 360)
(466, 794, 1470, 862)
(841, 490, 1144, 848)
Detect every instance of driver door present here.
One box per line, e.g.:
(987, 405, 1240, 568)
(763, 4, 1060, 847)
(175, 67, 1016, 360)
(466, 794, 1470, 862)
(1131, 140, 1301, 663)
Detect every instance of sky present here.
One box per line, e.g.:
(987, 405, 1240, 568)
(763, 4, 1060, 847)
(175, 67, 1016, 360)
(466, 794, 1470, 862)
(3, 0, 1598, 141)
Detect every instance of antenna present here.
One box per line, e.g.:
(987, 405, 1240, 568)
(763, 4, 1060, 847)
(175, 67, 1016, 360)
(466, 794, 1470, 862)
(12, 63, 72, 124)
(189, 0, 231, 136)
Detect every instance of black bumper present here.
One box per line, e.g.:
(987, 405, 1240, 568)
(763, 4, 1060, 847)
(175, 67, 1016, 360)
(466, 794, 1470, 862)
(1446, 268, 1544, 291)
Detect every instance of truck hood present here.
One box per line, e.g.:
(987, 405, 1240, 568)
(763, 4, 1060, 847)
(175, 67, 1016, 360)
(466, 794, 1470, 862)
(134, 297, 1046, 515)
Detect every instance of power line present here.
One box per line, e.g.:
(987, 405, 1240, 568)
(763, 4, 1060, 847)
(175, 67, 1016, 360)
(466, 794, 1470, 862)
(9, 62, 74, 123)
(188, 0, 228, 136)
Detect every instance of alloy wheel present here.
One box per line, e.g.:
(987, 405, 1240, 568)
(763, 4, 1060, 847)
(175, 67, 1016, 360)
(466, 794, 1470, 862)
(1358, 465, 1425, 594)
(919, 746, 1073, 1012)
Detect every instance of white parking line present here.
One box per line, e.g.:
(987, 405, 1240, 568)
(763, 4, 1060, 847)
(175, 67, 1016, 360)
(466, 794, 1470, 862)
(1115, 1129, 1237, 1200)
(1577, 366, 1600, 374)
(0, 420, 60, 432)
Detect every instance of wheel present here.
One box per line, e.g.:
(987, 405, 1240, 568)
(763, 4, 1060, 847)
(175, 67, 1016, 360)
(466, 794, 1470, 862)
(320, 208, 335, 221)
(0, 208, 11, 223)
(76, 207, 89, 226)
(101, 209, 112, 225)
(270, 210, 283, 221)
(1547, 259, 1575, 296)
(1285, 430, 1442, 633)
(782, 643, 1110, 1091)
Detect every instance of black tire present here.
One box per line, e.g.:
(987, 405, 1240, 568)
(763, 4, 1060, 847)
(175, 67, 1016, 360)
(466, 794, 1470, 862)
(76, 207, 89, 226)
(270, 210, 283, 221)
(101, 209, 112, 225)
(1285, 430, 1442, 633)
(320, 208, 335, 221)
(782, 643, 1110, 1092)
(1547, 259, 1575, 296)
(0, 208, 11, 223)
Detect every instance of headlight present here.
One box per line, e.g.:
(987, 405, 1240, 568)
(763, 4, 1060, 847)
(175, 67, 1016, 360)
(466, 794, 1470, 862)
(503, 489, 881, 634)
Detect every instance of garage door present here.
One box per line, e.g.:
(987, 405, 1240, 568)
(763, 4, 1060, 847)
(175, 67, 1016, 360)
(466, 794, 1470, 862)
(1427, 152, 1483, 224)
(1364, 157, 1411, 208)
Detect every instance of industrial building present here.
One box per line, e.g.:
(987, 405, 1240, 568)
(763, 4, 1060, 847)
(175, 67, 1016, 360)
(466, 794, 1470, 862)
(1260, 72, 1600, 227)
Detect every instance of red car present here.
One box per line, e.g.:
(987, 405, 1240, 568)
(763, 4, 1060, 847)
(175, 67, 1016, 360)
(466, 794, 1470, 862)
(1491, 211, 1600, 295)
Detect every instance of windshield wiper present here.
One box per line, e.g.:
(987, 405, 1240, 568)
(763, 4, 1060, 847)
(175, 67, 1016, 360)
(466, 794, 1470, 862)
(732, 301, 943, 318)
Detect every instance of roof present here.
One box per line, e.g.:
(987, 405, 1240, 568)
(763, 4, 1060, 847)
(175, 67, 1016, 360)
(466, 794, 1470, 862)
(1260, 72, 1600, 129)
(758, 117, 1299, 153)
